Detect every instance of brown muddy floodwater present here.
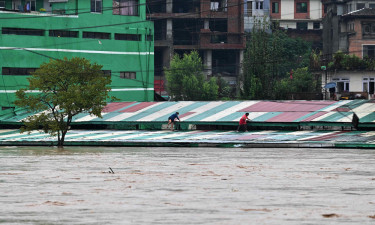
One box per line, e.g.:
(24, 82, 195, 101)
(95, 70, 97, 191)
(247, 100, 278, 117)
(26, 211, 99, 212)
(0, 146, 375, 225)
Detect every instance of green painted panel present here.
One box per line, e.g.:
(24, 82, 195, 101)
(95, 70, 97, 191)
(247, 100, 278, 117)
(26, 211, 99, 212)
(0, 0, 154, 110)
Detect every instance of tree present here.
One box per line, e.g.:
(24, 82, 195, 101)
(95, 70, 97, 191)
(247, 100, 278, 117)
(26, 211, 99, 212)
(15, 57, 113, 147)
(274, 67, 318, 99)
(165, 51, 218, 100)
(242, 19, 311, 100)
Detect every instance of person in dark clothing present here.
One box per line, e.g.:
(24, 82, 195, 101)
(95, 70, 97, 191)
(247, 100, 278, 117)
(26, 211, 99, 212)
(237, 113, 250, 132)
(167, 112, 180, 131)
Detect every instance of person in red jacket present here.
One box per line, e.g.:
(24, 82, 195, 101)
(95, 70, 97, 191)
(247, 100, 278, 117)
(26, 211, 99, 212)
(237, 113, 250, 132)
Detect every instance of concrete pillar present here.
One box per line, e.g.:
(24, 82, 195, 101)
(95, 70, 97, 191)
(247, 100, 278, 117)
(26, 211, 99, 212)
(166, 0, 172, 13)
(239, 50, 244, 75)
(204, 19, 209, 29)
(204, 50, 212, 77)
(166, 19, 173, 41)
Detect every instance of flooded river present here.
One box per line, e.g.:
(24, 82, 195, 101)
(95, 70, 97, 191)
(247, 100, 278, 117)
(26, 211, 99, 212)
(0, 146, 374, 224)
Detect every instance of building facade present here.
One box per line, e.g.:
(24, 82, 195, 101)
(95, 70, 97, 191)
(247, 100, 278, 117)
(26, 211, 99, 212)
(244, 0, 270, 32)
(147, 0, 245, 96)
(269, 0, 323, 47)
(322, 1, 375, 99)
(0, 0, 154, 112)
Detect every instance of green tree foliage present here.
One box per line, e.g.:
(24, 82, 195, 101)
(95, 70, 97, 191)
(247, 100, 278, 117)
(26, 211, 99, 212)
(15, 57, 113, 147)
(165, 51, 218, 100)
(242, 19, 311, 99)
(274, 67, 317, 99)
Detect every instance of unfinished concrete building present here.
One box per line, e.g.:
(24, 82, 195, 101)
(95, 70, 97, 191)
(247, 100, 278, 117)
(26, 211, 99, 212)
(147, 0, 245, 96)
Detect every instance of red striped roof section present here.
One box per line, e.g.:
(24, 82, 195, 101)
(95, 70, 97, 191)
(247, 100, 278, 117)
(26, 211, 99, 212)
(119, 102, 158, 113)
(179, 112, 195, 119)
(240, 101, 335, 112)
(301, 112, 329, 122)
(266, 112, 309, 122)
(103, 102, 135, 113)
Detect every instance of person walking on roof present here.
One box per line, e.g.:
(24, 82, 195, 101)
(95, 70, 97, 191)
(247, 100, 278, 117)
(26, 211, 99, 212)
(167, 112, 180, 131)
(237, 113, 250, 132)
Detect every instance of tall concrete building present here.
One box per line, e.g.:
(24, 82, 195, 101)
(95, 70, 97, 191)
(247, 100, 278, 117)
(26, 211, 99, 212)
(147, 0, 246, 96)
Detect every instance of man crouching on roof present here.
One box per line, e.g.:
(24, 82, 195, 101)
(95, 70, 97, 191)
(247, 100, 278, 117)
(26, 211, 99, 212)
(167, 112, 180, 131)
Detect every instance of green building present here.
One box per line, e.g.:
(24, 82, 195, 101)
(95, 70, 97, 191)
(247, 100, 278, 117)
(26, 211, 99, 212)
(0, 0, 154, 114)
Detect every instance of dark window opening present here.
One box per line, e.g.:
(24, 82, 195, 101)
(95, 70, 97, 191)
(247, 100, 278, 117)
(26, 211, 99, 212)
(324, 4, 327, 13)
(246, 1, 252, 16)
(296, 2, 307, 13)
(147, 0, 166, 13)
(173, 0, 200, 13)
(173, 19, 202, 45)
(370, 4, 375, 9)
(364, 45, 375, 59)
(102, 70, 111, 77)
(0, 1, 5, 8)
(357, 3, 365, 10)
(120, 72, 136, 79)
(146, 34, 153, 41)
(154, 20, 166, 41)
(210, 19, 228, 43)
(91, 0, 102, 13)
(313, 22, 320, 29)
(115, 33, 141, 41)
(212, 50, 237, 76)
(113, 0, 139, 16)
(2, 67, 37, 75)
(296, 22, 308, 30)
(83, 31, 110, 39)
(2, 27, 44, 36)
(272, 2, 279, 13)
(49, 30, 78, 38)
(256, 1, 263, 10)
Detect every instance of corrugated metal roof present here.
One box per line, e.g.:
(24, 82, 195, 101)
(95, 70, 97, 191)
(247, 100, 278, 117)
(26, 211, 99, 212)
(2, 100, 375, 126)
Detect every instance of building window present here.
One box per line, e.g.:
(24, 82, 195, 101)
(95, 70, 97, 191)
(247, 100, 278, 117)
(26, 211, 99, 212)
(120, 72, 136, 79)
(356, 3, 365, 10)
(333, 78, 350, 92)
(49, 30, 78, 38)
(256, 1, 263, 10)
(25, 1, 36, 11)
(83, 31, 110, 39)
(272, 2, 279, 13)
(91, 0, 102, 13)
(2, 27, 44, 36)
(2, 67, 37, 75)
(370, 4, 375, 9)
(296, 22, 308, 30)
(102, 70, 111, 77)
(113, 0, 139, 16)
(313, 22, 320, 29)
(115, 33, 141, 41)
(246, 1, 252, 16)
(296, 2, 307, 13)
(0, 1, 5, 8)
(146, 34, 153, 41)
(363, 45, 375, 59)
(210, 0, 227, 12)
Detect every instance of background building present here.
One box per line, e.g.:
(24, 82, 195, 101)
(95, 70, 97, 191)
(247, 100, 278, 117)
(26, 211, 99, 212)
(0, 0, 154, 113)
(147, 0, 246, 96)
(244, 0, 270, 32)
(322, 0, 375, 100)
(269, 0, 324, 48)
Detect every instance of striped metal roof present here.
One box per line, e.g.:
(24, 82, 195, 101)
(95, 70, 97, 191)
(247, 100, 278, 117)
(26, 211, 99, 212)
(2, 100, 375, 126)
(0, 129, 374, 148)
